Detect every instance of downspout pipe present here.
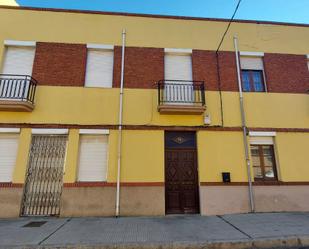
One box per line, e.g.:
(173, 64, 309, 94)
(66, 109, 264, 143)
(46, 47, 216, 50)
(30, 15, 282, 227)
(116, 29, 126, 217)
(233, 35, 255, 213)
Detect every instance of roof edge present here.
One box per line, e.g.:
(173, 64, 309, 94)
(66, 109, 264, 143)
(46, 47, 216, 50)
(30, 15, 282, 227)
(0, 5, 309, 28)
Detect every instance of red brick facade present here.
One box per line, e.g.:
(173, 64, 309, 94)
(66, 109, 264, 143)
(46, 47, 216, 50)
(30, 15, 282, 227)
(264, 53, 309, 93)
(192, 50, 238, 91)
(31, 42, 309, 93)
(192, 50, 218, 90)
(32, 42, 87, 86)
(113, 46, 164, 88)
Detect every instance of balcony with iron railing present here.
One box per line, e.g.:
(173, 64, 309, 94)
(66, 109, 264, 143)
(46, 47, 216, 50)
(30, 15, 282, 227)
(0, 74, 37, 111)
(157, 80, 206, 114)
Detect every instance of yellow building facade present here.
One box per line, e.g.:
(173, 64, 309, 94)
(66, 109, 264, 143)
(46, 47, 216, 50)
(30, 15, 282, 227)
(0, 6, 308, 217)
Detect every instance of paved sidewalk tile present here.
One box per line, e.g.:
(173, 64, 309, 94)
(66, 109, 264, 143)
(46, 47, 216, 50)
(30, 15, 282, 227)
(0, 217, 69, 247)
(0, 213, 309, 248)
(222, 212, 309, 239)
(42, 216, 248, 246)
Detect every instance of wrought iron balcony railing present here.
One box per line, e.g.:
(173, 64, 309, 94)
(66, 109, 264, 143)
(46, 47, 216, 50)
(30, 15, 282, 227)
(0, 74, 37, 111)
(157, 80, 206, 114)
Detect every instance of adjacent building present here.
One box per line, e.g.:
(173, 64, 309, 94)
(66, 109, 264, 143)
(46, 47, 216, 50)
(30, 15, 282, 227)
(0, 6, 308, 218)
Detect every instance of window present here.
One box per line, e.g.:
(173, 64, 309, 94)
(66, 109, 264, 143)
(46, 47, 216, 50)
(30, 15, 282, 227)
(164, 49, 194, 104)
(2, 46, 35, 75)
(241, 70, 265, 92)
(164, 53, 193, 80)
(240, 54, 266, 92)
(0, 133, 19, 182)
(85, 48, 114, 88)
(250, 144, 277, 181)
(78, 134, 108, 182)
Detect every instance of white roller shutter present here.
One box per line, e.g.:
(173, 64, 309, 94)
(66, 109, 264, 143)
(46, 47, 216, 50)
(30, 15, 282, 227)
(85, 49, 114, 88)
(78, 134, 108, 182)
(240, 56, 264, 70)
(0, 134, 19, 182)
(2, 46, 35, 75)
(250, 136, 274, 145)
(164, 54, 193, 80)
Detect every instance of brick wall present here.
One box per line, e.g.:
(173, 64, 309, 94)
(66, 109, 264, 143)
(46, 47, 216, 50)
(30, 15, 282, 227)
(31, 42, 309, 93)
(192, 50, 238, 91)
(113, 46, 164, 88)
(32, 42, 87, 86)
(264, 53, 309, 93)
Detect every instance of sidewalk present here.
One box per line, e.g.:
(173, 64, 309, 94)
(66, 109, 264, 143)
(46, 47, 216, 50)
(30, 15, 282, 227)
(1, 212, 309, 249)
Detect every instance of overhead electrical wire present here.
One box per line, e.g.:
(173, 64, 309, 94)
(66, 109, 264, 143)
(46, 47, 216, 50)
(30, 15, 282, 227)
(216, 0, 243, 53)
(215, 0, 243, 127)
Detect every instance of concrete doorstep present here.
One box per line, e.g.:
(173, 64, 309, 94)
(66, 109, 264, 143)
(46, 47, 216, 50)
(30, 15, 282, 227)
(1, 213, 309, 249)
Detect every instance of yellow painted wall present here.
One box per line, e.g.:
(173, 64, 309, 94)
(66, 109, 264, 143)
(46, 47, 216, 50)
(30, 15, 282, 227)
(0, 87, 308, 129)
(12, 128, 31, 183)
(63, 129, 79, 183)
(197, 131, 248, 182)
(107, 130, 164, 182)
(275, 132, 309, 181)
(1, 7, 308, 185)
(10, 128, 309, 184)
(0, 8, 309, 55)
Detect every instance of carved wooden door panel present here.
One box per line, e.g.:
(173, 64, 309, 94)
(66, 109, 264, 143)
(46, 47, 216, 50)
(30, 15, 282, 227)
(165, 131, 199, 214)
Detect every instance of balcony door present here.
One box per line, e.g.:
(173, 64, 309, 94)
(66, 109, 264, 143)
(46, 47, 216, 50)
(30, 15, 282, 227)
(164, 53, 194, 105)
(1, 46, 35, 101)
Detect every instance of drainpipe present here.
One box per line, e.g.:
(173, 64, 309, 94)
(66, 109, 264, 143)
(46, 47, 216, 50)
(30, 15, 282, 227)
(233, 35, 255, 213)
(115, 29, 126, 217)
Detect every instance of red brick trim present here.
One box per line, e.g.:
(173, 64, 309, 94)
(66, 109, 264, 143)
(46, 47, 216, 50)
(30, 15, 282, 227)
(0, 123, 309, 132)
(113, 46, 164, 89)
(1, 6, 308, 28)
(32, 42, 87, 86)
(0, 183, 23, 188)
(63, 182, 164, 187)
(264, 53, 309, 93)
(200, 181, 309, 186)
(249, 127, 309, 133)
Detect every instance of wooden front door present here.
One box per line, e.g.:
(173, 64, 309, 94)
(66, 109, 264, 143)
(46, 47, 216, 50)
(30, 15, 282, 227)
(165, 132, 199, 214)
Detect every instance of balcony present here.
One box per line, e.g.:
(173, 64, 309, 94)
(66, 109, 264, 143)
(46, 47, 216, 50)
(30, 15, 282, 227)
(157, 80, 206, 114)
(0, 74, 37, 112)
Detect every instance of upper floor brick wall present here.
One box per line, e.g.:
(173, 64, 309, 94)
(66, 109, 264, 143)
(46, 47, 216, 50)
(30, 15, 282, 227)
(113, 46, 164, 88)
(264, 53, 309, 93)
(27, 42, 309, 93)
(32, 42, 87, 86)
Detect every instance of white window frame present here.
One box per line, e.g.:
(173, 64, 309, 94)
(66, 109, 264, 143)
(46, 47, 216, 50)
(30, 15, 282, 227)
(249, 131, 281, 180)
(31, 129, 69, 135)
(164, 48, 192, 55)
(85, 44, 114, 88)
(4, 40, 36, 47)
(240, 51, 268, 92)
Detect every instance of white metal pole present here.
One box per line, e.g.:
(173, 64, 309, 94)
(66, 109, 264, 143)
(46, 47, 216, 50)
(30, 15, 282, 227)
(115, 29, 126, 217)
(233, 35, 255, 213)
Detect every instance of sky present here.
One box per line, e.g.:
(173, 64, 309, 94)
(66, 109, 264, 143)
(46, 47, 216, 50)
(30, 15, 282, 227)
(13, 0, 309, 25)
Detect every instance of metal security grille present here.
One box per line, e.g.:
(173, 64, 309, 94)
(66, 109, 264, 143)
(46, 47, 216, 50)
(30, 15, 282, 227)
(21, 135, 67, 216)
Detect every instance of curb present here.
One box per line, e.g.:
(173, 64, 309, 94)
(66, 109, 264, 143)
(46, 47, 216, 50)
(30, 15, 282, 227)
(2, 236, 309, 249)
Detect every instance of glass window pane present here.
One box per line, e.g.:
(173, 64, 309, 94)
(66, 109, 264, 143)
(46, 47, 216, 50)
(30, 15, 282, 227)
(252, 71, 265, 92)
(265, 166, 275, 178)
(241, 71, 251, 92)
(251, 145, 259, 156)
(263, 146, 274, 167)
(253, 166, 263, 179)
